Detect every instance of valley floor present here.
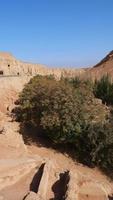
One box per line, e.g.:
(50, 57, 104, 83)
(0, 77, 112, 200)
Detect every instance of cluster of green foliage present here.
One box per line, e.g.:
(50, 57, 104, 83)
(14, 75, 113, 177)
(94, 74, 113, 105)
(74, 122, 113, 175)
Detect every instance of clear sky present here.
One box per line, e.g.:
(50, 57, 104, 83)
(0, 0, 113, 67)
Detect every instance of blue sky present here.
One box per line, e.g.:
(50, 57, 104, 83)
(0, 0, 113, 67)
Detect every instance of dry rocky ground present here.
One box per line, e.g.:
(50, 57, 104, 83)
(0, 53, 113, 199)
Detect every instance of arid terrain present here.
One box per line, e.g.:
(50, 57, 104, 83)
(0, 52, 113, 200)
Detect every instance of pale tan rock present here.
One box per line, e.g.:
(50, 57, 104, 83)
(78, 182, 109, 200)
(37, 161, 52, 200)
(0, 117, 27, 159)
(24, 191, 37, 200)
(66, 171, 111, 200)
(0, 157, 39, 191)
(0, 52, 85, 78)
(66, 171, 79, 200)
(0, 196, 4, 200)
(0, 52, 84, 114)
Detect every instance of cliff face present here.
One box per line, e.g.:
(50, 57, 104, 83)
(1, 50, 113, 113)
(93, 50, 113, 68)
(0, 52, 86, 79)
(1, 51, 113, 81)
(0, 52, 86, 113)
(87, 51, 113, 80)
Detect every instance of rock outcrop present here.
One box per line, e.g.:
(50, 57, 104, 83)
(1, 50, 113, 82)
(0, 52, 85, 79)
(66, 171, 110, 200)
(0, 116, 27, 159)
(25, 191, 37, 200)
(87, 50, 113, 80)
(0, 157, 38, 191)
(22, 161, 113, 200)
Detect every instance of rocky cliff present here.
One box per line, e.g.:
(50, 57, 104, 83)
(1, 51, 113, 81)
(0, 52, 86, 79)
(87, 51, 113, 80)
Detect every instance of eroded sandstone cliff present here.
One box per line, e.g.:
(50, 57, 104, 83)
(0, 52, 86, 79)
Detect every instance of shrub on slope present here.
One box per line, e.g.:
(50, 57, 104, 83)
(13, 75, 112, 177)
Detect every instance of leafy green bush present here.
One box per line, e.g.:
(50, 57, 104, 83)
(13, 75, 113, 177)
(94, 75, 113, 105)
(75, 122, 113, 177)
(13, 76, 86, 142)
(14, 75, 108, 142)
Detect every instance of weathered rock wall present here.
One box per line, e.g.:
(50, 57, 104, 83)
(0, 52, 86, 79)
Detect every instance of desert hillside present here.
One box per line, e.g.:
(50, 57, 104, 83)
(87, 51, 113, 80)
(0, 52, 112, 200)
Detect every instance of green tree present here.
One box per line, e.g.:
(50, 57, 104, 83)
(13, 75, 113, 178)
(14, 75, 108, 142)
(75, 122, 113, 177)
